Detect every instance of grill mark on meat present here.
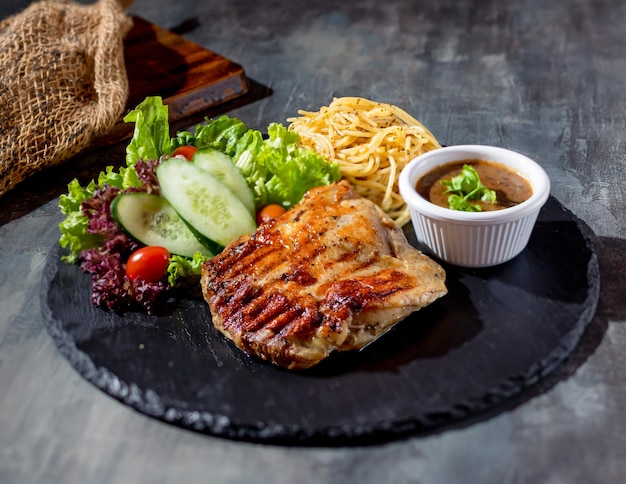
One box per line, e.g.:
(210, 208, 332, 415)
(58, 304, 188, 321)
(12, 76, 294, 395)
(320, 269, 411, 320)
(280, 268, 317, 286)
(263, 304, 305, 334)
(227, 224, 321, 283)
(213, 240, 271, 279)
(239, 293, 280, 331)
(246, 292, 323, 340)
(232, 226, 328, 290)
(202, 181, 447, 370)
(209, 275, 257, 308)
(243, 292, 291, 332)
(274, 306, 327, 343)
(331, 254, 379, 275)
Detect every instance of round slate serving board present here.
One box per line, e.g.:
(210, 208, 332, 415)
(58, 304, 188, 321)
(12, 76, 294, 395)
(41, 196, 599, 445)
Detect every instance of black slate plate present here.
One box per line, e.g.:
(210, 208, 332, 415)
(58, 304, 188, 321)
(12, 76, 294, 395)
(41, 196, 599, 445)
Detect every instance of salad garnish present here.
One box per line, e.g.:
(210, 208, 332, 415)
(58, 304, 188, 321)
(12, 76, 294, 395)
(58, 96, 340, 313)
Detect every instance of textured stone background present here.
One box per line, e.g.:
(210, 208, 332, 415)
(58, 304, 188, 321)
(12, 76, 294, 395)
(1, 0, 625, 482)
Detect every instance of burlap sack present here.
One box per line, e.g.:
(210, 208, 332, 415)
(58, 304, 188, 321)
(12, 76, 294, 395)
(0, 0, 133, 197)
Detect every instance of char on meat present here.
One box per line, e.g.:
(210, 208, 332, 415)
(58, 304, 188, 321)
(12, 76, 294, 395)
(201, 181, 447, 370)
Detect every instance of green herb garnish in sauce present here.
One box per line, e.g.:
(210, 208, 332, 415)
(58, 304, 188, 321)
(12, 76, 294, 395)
(440, 164, 497, 212)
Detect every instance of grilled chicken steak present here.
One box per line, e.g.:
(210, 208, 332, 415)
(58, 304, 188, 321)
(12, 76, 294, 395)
(201, 181, 447, 370)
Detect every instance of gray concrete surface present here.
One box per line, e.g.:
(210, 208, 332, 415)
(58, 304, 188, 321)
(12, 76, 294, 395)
(1, 0, 625, 482)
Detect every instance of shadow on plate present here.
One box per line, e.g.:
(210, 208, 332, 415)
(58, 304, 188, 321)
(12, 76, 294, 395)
(306, 274, 482, 376)
(412, 233, 622, 441)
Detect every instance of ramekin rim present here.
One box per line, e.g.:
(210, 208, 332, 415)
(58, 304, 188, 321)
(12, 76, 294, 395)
(398, 144, 551, 223)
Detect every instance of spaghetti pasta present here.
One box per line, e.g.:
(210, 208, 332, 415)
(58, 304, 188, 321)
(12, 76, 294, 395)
(287, 97, 441, 226)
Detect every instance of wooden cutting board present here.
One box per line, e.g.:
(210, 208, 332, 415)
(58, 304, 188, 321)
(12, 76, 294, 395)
(98, 16, 250, 145)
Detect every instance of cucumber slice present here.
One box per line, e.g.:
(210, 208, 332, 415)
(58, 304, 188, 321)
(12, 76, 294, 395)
(111, 192, 214, 258)
(192, 148, 256, 215)
(156, 158, 257, 247)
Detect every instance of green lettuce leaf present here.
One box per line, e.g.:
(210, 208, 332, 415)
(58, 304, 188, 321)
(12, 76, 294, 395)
(123, 96, 172, 165)
(166, 252, 208, 287)
(58, 179, 100, 263)
(189, 115, 250, 155)
(232, 122, 340, 208)
(59, 95, 340, 291)
(259, 123, 340, 207)
(175, 114, 340, 209)
(58, 165, 143, 263)
(58, 97, 158, 262)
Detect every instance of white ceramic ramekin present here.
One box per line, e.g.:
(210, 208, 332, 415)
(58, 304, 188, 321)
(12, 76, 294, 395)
(398, 145, 551, 268)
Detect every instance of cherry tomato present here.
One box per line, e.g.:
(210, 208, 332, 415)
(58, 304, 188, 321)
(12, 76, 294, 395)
(256, 204, 287, 225)
(125, 246, 171, 283)
(171, 145, 197, 161)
